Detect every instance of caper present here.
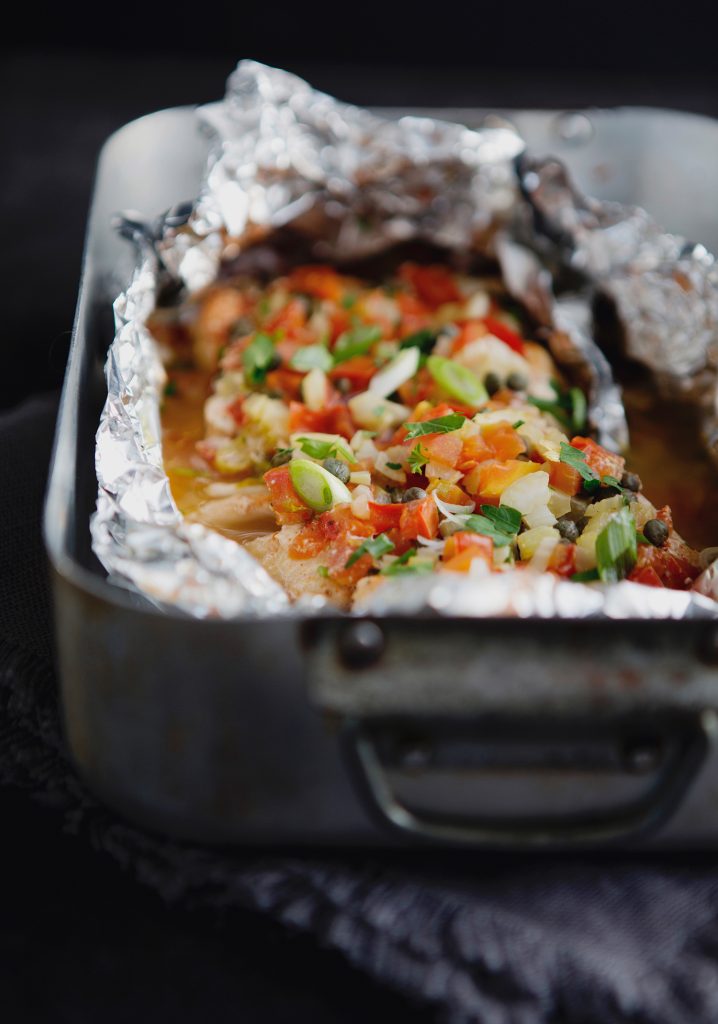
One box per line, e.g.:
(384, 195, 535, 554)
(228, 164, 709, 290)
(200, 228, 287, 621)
(270, 449, 292, 467)
(563, 495, 589, 522)
(644, 518, 669, 547)
(439, 520, 463, 538)
(557, 517, 579, 542)
(506, 372, 528, 392)
(266, 353, 282, 371)
(372, 490, 393, 504)
(335, 378, 352, 394)
(403, 486, 427, 503)
(323, 457, 351, 484)
(621, 471, 642, 492)
(484, 372, 501, 396)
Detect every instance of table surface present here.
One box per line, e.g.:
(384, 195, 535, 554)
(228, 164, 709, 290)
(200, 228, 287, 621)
(2, 51, 718, 1022)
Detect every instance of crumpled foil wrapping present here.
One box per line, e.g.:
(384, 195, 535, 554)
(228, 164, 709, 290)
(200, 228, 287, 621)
(92, 60, 718, 619)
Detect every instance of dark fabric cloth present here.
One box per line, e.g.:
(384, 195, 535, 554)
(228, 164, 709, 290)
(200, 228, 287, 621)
(3, 395, 718, 1024)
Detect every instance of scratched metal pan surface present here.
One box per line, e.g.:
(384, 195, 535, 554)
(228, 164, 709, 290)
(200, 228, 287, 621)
(44, 104, 718, 849)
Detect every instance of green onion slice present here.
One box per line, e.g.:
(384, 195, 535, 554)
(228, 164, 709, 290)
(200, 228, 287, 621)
(289, 459, 351, 512)
(595, 506, 638, 583)
(345, 532, 395, 569)
(426, 355, 488, 407)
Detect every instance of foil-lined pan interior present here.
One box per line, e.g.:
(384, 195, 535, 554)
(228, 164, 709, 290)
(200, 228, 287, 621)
(91, 60, 718, 619)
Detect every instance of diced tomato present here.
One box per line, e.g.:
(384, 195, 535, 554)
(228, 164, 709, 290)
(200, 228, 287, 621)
(634, 535, 701, 590)
(289, 506, 373, 562)
(458, 433, 492, 471)
(227, 397, 246, 426)
(451, 320, 488, 353)
(570, 436, 625, 481)
(288, 401, 354, 439)
(368, 501, 404, 533)
(263, 465, 313, 525)
(443, 531, 493, 562)
(548, 460, 582, 496)
(420, 432, 464, 467)
(466, 459, 540, 500)
(264, 297, 308, 335)
(265, 368, 305, 401)
(442, 545, 493, 574)
(396, 292, 432, 335)
(627, 565, 665, 588)
(547, 542, 577, 578)
(482, 422, 525, 461)
(399, 496, 439, 541)
(327, 308, 352, 344)
(398, 367, 435, 407)
(285, 266, 344, 303)
(329, 355, 376, 390)
(656, 505, 674, 531)
(398, 263, 462, 308)
(482, 316, 526, 355)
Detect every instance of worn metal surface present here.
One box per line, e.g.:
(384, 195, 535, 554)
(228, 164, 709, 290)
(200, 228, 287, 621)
(45, 104, 718, 847)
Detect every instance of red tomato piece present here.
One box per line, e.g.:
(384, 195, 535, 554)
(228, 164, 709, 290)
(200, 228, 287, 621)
(265, 297, 308, 335)
(482, 422, 525, 461)
(458, 433, 493, 471)
(329, 355, 376, 390)
(627, 565, 665, 588)
(398, 263, 462, 308)
(288, 401, 354, 439)
(367, 501, 405, 533)
(451, 321, 488, 353)
(265, 368, 305, 401)
(227, 397, 245, 426)
(263, 465, 313, 525)
(420, 432, 464, 467)
(548, 460, 582, 496)
(443, 531, 493, 562)
(285, 265, 344, 303)
(570, 436, 625, 480)
(547, 542, 577, 578)
(399, 495, 439, 541)
(397, 292, 432, 335)
(482, 316, 526, 355)
(634, 535, 701, 590)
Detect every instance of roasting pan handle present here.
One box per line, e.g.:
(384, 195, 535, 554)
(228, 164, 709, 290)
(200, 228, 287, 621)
(341, 715, 710, 847)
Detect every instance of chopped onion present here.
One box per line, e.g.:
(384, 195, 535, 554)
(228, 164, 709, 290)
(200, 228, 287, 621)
(417, 535, 445, 551)
(301, 367, 330, 411)
(700, 547, 718, 570)
(368, 347, 420, 398)
(432, 491, 475, 521)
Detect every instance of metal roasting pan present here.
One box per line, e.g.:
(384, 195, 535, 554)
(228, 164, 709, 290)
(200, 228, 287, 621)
(44, 104, 718, 848)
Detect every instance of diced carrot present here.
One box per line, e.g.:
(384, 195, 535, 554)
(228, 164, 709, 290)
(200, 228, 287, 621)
(548, 460, 582, 496)
(570, 436, 625, 480)
(482, 422, 525, 461)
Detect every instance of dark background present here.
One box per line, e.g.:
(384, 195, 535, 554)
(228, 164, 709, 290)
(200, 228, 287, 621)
(2, 6, 718, 1020)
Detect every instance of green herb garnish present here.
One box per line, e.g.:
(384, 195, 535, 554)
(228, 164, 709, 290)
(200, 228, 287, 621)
(407, 444, 428, 473)
(296, 438, 337, 460)
(559, 442, 600, 491)
(405, 413, 466, 439)
(345, 532, 395, 569)
(571, 568, 600, 583)
(290, 344, 334, 373)
(317, 566, 330, 578)
(243, 332, 276, 385)
(595, 506, 638, 583)
(512, 419, 525, 429)
(463, 504, 522, 547)
(333, 324, 382, 362)
(528, 382, 587, 433)
(341, 294, 357, 309)
(399, 329, 439, 353)
(164, 379, 177, 397)
(385, 461, 403, 471)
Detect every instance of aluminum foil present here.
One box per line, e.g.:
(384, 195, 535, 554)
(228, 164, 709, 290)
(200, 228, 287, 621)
(92, 60, 718, 619)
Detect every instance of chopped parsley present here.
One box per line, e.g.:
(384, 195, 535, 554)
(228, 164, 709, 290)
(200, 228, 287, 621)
(559, 442, 600, 491)
(333, 324, 382, 362)
(290, 344, 334, 373)
(345, 532, 395, 569)
(463, 504, 522, 547)
(407, 444, 428, 473)
(295, 437, 356, 463)
(341, 293, 357, 309)
(163, 379, 178, 397)
(405, 413, 466, 439)
(399, 329, 439, 353)
(385, 461, 403, 471)
(571, 568, 600, 583)
(380, 548, 430, 576)
(528, 382, 587, 433)
(512, 419, 525, 429)
(317, 566, 330, 578)
(243, 332, 276, 385)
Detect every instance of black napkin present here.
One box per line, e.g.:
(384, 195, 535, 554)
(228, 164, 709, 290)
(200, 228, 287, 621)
(3, 393, 718, 1024)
